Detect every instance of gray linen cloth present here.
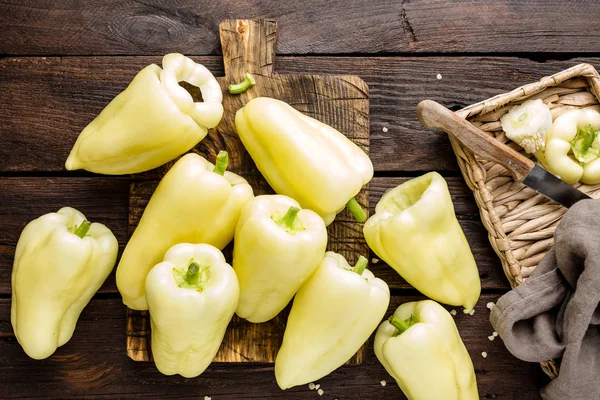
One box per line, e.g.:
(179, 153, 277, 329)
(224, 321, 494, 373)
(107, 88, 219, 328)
(490, 199, 600, 400)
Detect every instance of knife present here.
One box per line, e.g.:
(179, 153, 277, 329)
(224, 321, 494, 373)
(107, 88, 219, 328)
(416, 100, 591, 208)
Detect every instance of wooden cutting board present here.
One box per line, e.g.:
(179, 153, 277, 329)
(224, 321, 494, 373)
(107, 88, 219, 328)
(126, 19, 370, 363)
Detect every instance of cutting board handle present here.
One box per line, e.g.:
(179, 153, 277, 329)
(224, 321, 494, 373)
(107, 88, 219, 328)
(220, 19, 278, 80)
(416, 100, 535, 182)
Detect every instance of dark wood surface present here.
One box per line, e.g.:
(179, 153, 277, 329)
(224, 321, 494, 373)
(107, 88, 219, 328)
(0, 295, 546, 399)
(2, 0, 600, 55)
(0, 1, 574, 398)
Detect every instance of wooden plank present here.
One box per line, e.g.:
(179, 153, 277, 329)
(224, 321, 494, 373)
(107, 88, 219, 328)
(0, 176, 506, 295)
(1, 0, 599, 55)
(125, 19, 370, 364)
(2, 56, 600, 173)
(0, 295, 545, 399)
(0, 177, 130, 295)
(0, 177, 130, 245)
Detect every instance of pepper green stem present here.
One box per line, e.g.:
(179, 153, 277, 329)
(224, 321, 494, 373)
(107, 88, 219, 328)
(571, 124, 598, 163)
(272, 206, 305, 234)
(346, 197, 367, 222)
(184, 262, 200, 285)
(173, 260, 211, 291)
(389, 314, 418, 336)
(73, 220, 91, 238)
(228, 73, 256, 94)
(353, 255, 368, 275)
(213, 151, 229, 175)
(279, 206, 300, 229)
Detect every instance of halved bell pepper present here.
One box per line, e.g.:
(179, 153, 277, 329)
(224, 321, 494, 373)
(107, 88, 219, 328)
(364, 172, 480, 311)
(235, 97, 373, 225)
(544, 108, 600, 184)
(116, 152, 253, 310)
(12, 207, 118, 359)
(275, 252, 390, 389)
(66, 54, 223, 174)
(145, 243, 239, 378)
(233, 194, 327, 323)
(374, 300, 478, 400)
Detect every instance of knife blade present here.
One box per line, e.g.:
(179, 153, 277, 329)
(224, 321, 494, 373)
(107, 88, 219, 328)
(416, 100, 591, 208)
(522, 164, 590, 208)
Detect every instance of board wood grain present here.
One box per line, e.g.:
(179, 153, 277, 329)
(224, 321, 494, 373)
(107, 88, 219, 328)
(126, 19, 370, 364)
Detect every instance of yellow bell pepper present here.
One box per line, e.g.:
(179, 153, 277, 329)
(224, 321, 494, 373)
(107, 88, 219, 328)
(364, 172, 480, 311)
(374, 300, 479, 400)
(65, 53, 224, 175)
(235, 97, 373, 225)
(233, 194, 327, 323)
(11, 207, 118, 359)
(145, 243, 239, 378)
(275, 252, 390, 389)
(116, 152, 253, 310)
(544, 108, 600, 184)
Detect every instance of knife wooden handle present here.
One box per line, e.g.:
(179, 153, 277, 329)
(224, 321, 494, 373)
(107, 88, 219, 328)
(416, 100, 535, 182)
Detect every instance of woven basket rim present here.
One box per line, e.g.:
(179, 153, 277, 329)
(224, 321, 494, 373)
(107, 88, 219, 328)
(447, 62, 600, 380)
(456, 63, 600, 120)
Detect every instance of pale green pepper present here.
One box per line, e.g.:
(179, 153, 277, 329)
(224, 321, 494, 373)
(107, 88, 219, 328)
(275, 252, 390, 389)
(66, 54, 223, 174)
(11, 207, 118, 359)
(374, 300, 478, 400)
(145, 243, 239, 378)
(234, 195, 327, 323)
(364, 172, 480, 311)
(544, 108, 600, 184)
(116, 152, 253, 310)
(235, 97, 373, 225)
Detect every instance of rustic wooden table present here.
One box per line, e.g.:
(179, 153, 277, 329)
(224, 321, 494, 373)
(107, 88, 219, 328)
(4, 1, 597, 398)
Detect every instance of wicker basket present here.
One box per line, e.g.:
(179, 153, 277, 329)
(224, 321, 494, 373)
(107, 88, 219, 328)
(450, 63, 600, 379)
